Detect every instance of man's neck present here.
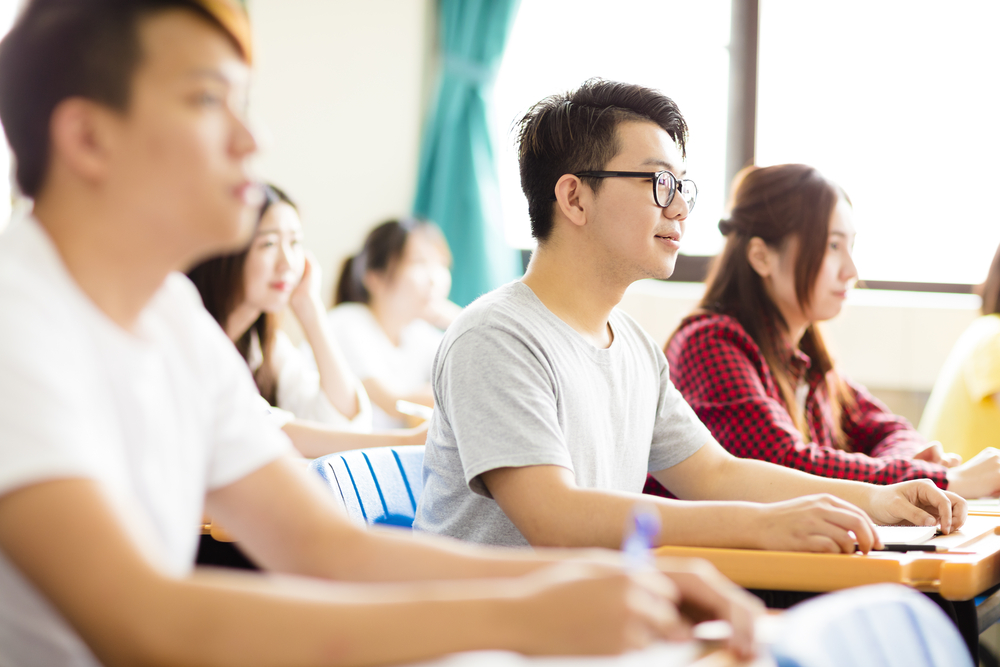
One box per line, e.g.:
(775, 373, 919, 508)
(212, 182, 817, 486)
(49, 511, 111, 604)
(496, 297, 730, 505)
(33, 195, 182, 331)
(520, 241, 627, 349)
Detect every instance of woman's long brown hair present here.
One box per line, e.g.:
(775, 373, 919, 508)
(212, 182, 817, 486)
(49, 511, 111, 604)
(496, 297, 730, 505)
(187, 184, 295, 406)
(693, 164, 854, 448)
(980, 242, 1000, 317)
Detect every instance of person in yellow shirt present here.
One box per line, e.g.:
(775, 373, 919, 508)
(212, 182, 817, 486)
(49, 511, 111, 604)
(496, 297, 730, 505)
(920, 242, 1000, 464)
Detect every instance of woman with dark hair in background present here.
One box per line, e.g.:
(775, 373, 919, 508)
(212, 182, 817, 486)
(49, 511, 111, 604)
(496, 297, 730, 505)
(645, 164, 1000, 500)
(920, 241, 1000, 464)
(330, 218, 459, 428)
(188, 185, 427, 456)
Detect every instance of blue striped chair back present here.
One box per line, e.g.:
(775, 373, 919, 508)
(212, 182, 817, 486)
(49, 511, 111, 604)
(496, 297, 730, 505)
(310, 446, 425, 528)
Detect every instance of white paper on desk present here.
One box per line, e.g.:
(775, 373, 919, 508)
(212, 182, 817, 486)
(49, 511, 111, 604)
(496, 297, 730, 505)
(404, 642, 703, 667)
(875, 525, 937, 545)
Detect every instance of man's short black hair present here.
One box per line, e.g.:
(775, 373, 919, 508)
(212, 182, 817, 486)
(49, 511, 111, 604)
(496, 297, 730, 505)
(0, 0, 246, 198)
(515, 79, 688, 243)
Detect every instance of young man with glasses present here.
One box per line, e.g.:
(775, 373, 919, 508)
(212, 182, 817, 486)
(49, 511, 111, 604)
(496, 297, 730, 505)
(0, 6, 763, 665)
(414, 79, 966, 554)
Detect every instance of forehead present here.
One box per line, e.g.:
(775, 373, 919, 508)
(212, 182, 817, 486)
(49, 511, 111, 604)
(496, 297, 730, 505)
(607, 120, 685, 172)
(257, 202, 301, 233)
(829, 198, 856, 236)
(133, 9, 248, 94)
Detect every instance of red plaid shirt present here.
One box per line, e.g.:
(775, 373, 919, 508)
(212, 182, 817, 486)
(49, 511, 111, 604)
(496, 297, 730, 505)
(644, 312, 947, 498)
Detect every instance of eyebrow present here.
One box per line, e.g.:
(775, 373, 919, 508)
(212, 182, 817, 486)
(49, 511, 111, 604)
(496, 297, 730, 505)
(829, 231, 849, 238)
(641, 158, 686, 177)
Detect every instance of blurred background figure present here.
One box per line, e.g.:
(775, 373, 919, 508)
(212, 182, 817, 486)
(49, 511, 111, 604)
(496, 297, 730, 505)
(331, 218, 459, 429)
(188, 185, 427, 456)
(921, 242, 1000, 465)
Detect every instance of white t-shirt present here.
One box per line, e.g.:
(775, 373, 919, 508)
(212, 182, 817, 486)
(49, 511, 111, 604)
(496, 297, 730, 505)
(247, 329, 373, 432)
(0, 217, 294, 666)
(327, 303, 442, 429)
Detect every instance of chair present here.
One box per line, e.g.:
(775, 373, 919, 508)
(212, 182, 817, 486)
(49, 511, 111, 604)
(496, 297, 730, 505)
(310, 446, 425, 528)
(771, 584, 973, 667)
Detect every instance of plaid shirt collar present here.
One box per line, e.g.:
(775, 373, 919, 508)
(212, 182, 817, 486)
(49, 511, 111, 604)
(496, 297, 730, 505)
(763, 317, 816, 387)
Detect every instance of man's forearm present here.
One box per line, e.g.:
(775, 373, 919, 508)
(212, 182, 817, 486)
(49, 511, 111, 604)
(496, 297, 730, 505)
(102, 568, 534, 667)
(703, 455, 876, 511)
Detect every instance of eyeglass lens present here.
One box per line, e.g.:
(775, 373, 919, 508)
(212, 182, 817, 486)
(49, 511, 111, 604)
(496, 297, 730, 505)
(655, 172, 696, 211)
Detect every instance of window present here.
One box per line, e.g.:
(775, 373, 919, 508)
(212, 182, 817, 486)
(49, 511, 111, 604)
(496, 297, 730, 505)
(493, 0, 732, 255)
(757, 0, 1000, 286)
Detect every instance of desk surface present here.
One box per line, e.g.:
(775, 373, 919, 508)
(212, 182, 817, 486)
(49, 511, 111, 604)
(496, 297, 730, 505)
(655, 511, 1000, 601)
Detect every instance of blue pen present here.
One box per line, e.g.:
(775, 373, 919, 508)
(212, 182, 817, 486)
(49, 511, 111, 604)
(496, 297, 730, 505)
(622, 503, 661, 570)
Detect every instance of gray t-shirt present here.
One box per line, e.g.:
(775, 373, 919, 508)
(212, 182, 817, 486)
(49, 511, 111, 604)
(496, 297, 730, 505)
(413, 281, 712, 547)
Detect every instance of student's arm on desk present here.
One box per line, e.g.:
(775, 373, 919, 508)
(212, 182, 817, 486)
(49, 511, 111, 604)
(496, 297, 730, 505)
(0, 472, 689, 667)
(484, 462, 878, 555)
(653, 440, 967, 539)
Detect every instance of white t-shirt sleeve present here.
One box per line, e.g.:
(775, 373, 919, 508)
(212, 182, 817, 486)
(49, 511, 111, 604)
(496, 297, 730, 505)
(171, 280, 296, 491)
(273, 331, 372, 431)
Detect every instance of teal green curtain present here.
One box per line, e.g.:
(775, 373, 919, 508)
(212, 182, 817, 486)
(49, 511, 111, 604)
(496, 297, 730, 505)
(414, 0, 522, 307)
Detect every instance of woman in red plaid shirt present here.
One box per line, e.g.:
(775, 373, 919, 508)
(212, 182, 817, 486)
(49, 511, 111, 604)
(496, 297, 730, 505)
(646, 164, 1000, 499)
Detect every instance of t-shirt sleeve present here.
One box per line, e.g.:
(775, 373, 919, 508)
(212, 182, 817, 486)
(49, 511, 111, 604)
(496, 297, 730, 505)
(435, 325, 572, 497)
(190, 305, 296, 490)
(647, 355, 713, 473)
(963, 325, 1000, 402)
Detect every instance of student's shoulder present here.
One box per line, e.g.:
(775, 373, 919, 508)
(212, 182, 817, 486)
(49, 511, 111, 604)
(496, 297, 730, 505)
(0, 219, 88, 343)
(670, 311, 758, 352)
(439, 282, 544, 351)
(956, 314, 1000, 365)
(327, 302, 379, 335)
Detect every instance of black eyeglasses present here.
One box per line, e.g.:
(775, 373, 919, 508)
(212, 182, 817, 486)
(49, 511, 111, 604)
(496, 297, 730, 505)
(574, 170, 697, 212)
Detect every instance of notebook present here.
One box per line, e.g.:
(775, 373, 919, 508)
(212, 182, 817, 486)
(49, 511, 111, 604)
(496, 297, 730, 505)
(875, 525, 938, 545)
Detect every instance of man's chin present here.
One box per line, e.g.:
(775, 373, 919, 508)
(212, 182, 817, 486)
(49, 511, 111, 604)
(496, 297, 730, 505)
(655, 257, 678, 280)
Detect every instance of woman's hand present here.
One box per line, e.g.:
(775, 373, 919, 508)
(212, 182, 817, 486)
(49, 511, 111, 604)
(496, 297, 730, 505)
(749, 494, 881, 553)
(945, 448, 1000, 499)
(288, 250, 324, 323)
(914, 441, 963, 468)
(513, 561, 683, 656)
(866, 479, 967, 534)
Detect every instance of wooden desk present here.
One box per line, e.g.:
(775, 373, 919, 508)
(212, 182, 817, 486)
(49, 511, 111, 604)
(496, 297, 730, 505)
(654, 512, 1000, 602)
(656, 510, 1000, 660)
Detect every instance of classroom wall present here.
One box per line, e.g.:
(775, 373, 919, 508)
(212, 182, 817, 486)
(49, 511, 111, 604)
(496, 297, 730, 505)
(247, 0, 434, 304)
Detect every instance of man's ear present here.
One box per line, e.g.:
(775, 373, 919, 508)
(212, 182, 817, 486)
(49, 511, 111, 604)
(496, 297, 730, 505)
(552, 173, 588, 229)
(48, 97, 117, 185)
(746, 237, 775, 278)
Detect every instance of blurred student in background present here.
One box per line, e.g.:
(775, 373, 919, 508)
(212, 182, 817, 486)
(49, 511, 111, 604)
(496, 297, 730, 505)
(331, 218, 459, 428)
(920, 241, 1000, 464)
(188, 185, 427, 456)
(649, 164, 1000, 501)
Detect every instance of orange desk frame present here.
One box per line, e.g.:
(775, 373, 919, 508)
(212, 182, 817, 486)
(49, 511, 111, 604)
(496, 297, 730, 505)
(654, 511, 1000, 602)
